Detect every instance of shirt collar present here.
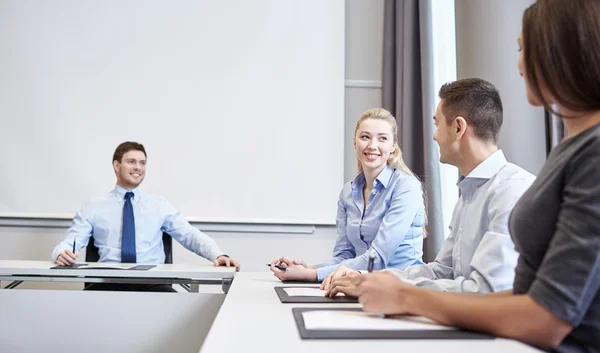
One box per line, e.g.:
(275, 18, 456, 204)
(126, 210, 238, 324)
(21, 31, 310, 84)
(113, 184, 141, 201)
(352, 164, 395, 190)
(461, 149, 507, 181)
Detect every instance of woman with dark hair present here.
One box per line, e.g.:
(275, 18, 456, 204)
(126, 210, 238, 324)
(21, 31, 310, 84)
(327, 0, 600, 351)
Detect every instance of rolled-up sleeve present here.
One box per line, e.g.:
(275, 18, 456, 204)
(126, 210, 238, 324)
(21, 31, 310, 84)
(389, 178, 528, 293)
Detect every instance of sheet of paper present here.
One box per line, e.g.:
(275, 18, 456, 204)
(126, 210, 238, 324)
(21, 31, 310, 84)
(79, 263, 136, 270)
(283, 287, 345, 297)
(302, 310, 456, 331)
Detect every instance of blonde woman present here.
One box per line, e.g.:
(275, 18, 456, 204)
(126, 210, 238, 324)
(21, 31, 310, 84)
(270, 108, 425, 282)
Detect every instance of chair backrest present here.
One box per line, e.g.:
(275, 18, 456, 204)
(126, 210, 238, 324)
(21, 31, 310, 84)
(85, 232, 173, 264)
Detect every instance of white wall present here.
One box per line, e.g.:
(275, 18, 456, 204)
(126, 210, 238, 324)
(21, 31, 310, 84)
(455, 0, 546, 175)
(0, 0, 345, 225)
(0, 0, 385, 289)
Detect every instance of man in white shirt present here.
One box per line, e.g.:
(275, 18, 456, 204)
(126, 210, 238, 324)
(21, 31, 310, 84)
(324, 78, 535, 295)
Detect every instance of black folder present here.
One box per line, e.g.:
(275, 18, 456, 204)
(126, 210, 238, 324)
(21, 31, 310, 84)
(275, 286, 359, 303)
(292, 308, 494, 340)
(50, 264, 156, 270)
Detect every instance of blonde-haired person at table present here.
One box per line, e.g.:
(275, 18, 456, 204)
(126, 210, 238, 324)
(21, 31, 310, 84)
(270, 108, 425, 282)
(328, 0, 600, 351)
(322, 78, 535, 292)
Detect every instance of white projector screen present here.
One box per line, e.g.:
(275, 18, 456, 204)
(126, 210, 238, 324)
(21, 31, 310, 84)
(0, 0, 345, 224)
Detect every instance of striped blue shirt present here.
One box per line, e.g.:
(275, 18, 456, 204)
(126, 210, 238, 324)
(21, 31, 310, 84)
(316, 164, 425, 280)
(52, 185, 224, 263)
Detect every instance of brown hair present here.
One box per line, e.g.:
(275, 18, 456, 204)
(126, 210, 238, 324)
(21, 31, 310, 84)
(438, 78, 503, 143)
(522, 0, 600, 116)
(354, 108, 414, 176)
(112, 141, 146, 163)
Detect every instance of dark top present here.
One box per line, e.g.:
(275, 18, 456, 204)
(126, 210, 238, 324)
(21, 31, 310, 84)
(510, 123, 600, 353)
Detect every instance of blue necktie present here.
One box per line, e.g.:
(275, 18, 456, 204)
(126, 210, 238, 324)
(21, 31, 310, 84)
(121, 191, 136, 263)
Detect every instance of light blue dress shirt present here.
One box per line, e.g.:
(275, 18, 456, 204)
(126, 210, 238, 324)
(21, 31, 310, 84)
(388, 150, 535, 292)
(316, 164, 425, 281)
(52, 185, 225, 263)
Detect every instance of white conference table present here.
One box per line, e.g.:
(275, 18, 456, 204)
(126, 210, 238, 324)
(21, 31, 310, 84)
(201, 272, 543, 353)
(0, 260, 236, 292)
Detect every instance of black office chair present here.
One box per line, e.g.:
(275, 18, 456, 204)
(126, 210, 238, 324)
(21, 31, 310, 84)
(84, 232, 173, 288)
(85, 232, 173, 263)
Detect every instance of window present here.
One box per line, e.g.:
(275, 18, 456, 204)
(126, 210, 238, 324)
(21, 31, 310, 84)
(431, 0, 458, 239)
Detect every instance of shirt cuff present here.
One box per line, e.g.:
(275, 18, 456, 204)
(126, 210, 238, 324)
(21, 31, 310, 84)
(316, 265, 342, 281)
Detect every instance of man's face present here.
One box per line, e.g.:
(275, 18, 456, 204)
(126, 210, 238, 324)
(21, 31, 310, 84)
(433, 101, 459, 166)
(113, 150, 146, 190)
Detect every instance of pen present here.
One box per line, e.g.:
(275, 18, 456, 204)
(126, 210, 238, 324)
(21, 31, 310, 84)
(267, 264, 288, 271)
(71, 238, 77, 267)
(367, 248, 375, 273)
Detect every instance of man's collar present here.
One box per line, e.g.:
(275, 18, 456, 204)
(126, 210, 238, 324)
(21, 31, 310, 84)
(113, 184, 141, 200)
(462, 149, 507, 180)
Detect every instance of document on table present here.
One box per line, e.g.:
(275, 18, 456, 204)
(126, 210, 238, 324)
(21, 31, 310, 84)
(77, 263, 138, 269)
(283, 287, 345, 297)
(302, 310, 456, 331)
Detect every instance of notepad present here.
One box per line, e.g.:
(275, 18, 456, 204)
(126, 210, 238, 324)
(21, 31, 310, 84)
(302, 310, 456, 331)
(283, 287, 345, 297)
(78, 263, 139, 270)
(292, 308, 492, 340)
(274, 286, 358, 303)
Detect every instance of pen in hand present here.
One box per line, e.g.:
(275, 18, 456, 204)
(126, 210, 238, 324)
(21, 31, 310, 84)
(72, 239, 77, 265)
(267, 264, 288, 271)
(367, 248, 375, 273)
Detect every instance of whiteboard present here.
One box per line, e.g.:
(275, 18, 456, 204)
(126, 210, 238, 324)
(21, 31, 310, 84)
(0, 0, 345, 224)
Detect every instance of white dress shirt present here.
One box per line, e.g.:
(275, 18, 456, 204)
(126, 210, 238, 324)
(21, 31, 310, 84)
(388, 150, 535, 292)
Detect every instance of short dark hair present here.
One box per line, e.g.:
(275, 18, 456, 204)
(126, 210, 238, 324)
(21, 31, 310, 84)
(112, 141, 146, 163)
(523, 0, 600, 116)
(438, 78, 503, 143)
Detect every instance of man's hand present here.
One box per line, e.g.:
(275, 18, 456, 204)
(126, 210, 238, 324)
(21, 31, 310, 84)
(56, 249, 79, 266)
(214, 256, 241, 271)
(320, 265, 360, 290)
(357, 271, 414, 315)
(325, 271, 364, 297)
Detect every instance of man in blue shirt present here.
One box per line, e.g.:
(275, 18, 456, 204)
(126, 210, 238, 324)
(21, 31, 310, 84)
(324, 78, 534, 295)
(53, 141, 239, 292)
